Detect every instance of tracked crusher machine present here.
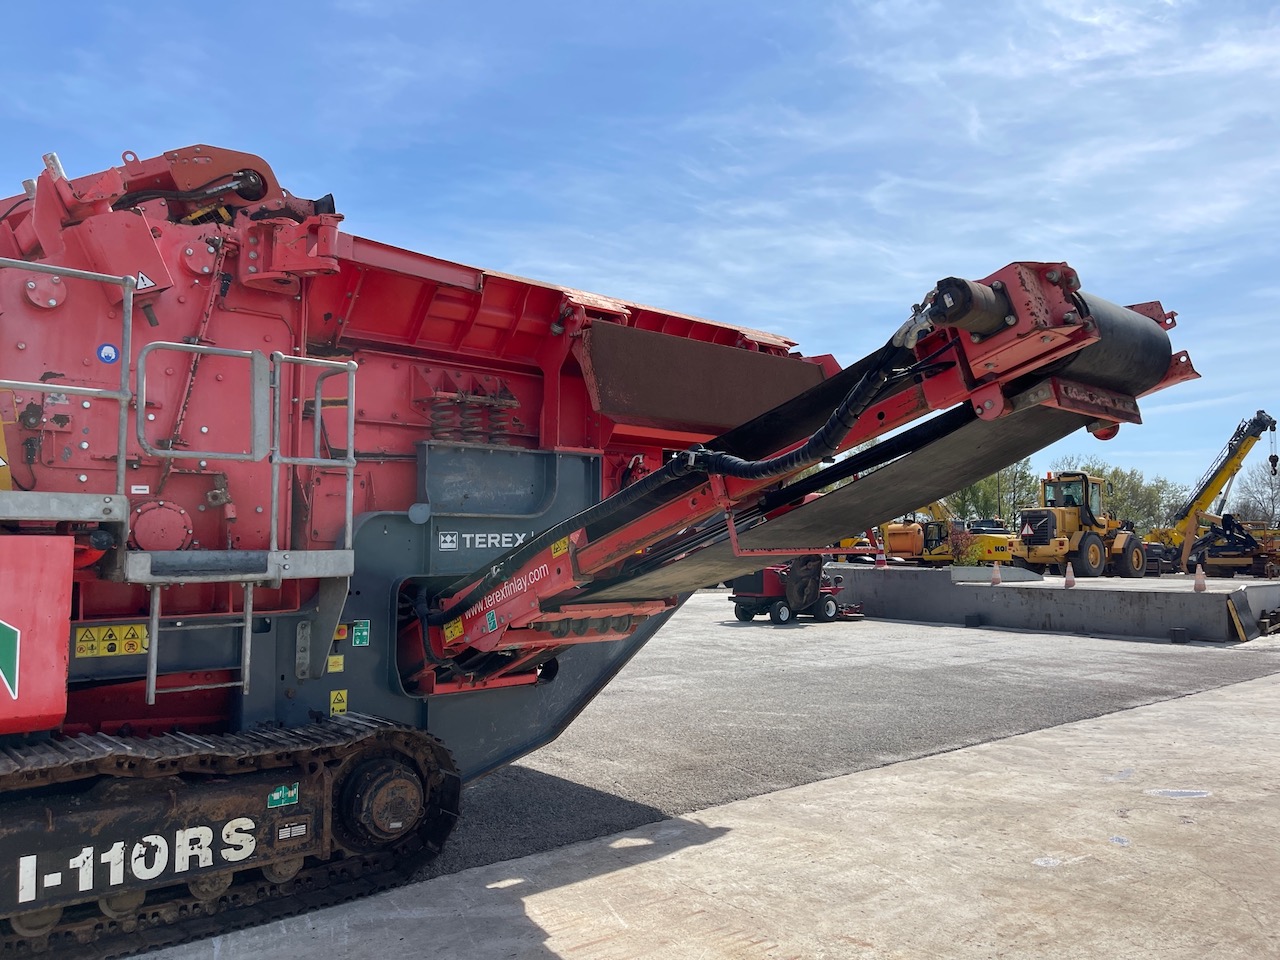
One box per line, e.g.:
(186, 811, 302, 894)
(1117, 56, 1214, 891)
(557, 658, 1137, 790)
(0, 146, 1196, 952)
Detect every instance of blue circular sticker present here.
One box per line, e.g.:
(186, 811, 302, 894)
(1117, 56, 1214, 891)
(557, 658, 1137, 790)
(97, 343, 120, 364)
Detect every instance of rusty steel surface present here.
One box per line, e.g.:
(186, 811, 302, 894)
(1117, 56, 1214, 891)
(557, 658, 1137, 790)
(580, 321, 827, 434)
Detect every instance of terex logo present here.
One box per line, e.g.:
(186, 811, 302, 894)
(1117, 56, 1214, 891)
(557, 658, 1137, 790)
(439, 531, 530, 551)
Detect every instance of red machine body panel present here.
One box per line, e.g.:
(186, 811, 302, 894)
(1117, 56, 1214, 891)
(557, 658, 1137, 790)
(0, 536, 73, 734)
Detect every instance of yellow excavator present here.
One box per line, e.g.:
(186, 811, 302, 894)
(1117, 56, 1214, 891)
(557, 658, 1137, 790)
(1147, 410, 1277, 574)
(882, 502, 1012, 565)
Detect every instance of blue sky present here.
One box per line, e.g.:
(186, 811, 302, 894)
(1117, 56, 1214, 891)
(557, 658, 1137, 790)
(3, 0, 1277, 488)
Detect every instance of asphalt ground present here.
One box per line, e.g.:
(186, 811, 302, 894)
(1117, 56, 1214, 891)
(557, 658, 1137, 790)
(416, 590, 1280, 883)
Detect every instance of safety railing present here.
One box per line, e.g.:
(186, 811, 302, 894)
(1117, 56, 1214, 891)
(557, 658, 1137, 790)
(0, 257, 136, 498)
(270, 352, 359, 551)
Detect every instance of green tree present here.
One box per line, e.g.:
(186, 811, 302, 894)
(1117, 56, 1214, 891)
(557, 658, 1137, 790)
(1227, 460, 1280, 524)
(949, 458, 1038, 523)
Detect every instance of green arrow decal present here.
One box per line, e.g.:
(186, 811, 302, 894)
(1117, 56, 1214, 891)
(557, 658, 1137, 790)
(0, 620, 18, 700)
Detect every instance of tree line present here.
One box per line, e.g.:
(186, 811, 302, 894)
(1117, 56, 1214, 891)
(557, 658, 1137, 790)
(942, 456, 1280, 533)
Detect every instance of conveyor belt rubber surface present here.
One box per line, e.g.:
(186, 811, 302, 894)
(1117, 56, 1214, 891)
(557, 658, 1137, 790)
(581, 292, 1174, 601)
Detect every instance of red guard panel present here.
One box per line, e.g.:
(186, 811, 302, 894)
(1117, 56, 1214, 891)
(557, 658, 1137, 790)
(0, 536, 73, 734)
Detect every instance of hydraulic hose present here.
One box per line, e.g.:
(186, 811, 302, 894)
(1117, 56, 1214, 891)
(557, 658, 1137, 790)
(420, 338, 909, 627)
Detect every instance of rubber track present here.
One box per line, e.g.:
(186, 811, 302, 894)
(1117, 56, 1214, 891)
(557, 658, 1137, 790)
(0, 715, 460, 958)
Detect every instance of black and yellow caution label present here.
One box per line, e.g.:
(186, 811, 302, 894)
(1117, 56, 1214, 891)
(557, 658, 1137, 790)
(329, 689, 348, 716)
(74, 624, 149, 658)
(443, 618, 464, 644)
(551, 537, 570, 558)
(327, 654, 345, 674)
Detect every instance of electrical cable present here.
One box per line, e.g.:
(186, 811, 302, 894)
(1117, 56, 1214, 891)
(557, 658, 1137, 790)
(0, 196, 31, 221)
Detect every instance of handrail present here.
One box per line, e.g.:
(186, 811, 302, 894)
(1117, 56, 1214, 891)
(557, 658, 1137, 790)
(270, 352, 358, 551)
(0, 257, 135, 495)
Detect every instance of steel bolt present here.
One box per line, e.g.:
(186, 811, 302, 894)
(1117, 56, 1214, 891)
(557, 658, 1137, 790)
(200, 426, 209, 434)
(207, 246, 215, 254)
(79, 441, 89, 449)
(16, 343, 25, 350)
(25, 281, 35, 289)
(1003, 314, 1017, 326)
(47, 299, 57, 306)
(969, 332, 981, 343)
(250, 236, 258, 245)
(78, 474, 88, 482)
(199, 460, 207, 468)
(1041, 335, 1052, 343)
(256, 506, 264, 513)
(202, 266, 211, 274)
(982, 400, 995, 410)
(1062, 311, 1078, 323)
(147, 413, 156, 421)
(991, 280, 1004, 291)
(248, 251, 258, 260)
(185, 248, 194, 256)
(248, 266, 258, 274)
(82, 400, 91, 408)
(984, 362, 996, 370)
(51, 277, 61, 285)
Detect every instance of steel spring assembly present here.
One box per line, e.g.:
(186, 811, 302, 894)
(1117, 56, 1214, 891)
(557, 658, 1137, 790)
(458, 402, 486, 444)
(431, 398, 462, 441)
(489, 408, 513, 445)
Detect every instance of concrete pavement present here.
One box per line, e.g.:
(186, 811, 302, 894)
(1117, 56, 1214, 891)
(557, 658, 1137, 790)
(154, 596, 1280, 959)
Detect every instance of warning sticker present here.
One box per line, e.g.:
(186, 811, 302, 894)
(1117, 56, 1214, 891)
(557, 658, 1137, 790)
(74, 623, 148, 658)
(329, 689, 348, 716)
(485, 610, 499, 633)
(327, 654, 345, 674)
(551, 537, 570, 558)
(443, 619, 464, 644)
(1021, 523, 1033, 537)
(136, 271, 157, 290)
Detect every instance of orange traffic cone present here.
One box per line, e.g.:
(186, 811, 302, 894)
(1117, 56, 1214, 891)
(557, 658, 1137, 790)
(990, 561, 1002, 585)
(1064, 562, 1076, 588)
(874, 546, 887, 569)
(1194, 564, 1206, 592)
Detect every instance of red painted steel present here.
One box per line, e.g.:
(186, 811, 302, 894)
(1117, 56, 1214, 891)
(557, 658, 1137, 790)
(0, 536, 73, 734)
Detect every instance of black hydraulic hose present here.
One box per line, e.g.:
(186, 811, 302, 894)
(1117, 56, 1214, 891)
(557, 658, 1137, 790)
(419, 338, 909, 627)
(682, 342, 900, 481)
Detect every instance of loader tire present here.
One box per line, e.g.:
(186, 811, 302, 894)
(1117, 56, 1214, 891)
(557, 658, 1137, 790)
(1073, 532, 1106, 577)
(1115, 540, 1146, 578)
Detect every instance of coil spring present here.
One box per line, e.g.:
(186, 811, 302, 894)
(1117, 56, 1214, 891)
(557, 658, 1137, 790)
(489, 408, 513, 445)
(431, 398, 461, 441)
(458, 403, 486, 444)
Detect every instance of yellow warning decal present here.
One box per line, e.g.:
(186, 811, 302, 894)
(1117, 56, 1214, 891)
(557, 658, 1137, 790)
(327, 654, 345, 674)
(443, 618, 464, 644)
(333, 624, 349, 641)
(74, 624, 149, 658)
(551, 537, 570, 558)
(329, 689, 348, 716)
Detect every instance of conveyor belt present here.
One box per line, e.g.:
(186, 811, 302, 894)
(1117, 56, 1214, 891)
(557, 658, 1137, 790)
(578, 291, 1175, 602)
(583, 402, 1091, 600)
